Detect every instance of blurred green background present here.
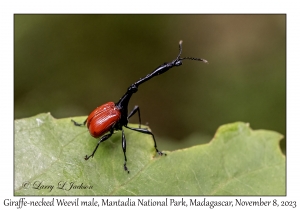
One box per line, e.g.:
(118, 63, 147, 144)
(14, 15, 286, 153)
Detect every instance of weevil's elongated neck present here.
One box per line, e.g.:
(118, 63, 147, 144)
(115, 60, 178, 110)
(133, 61, 175, 87)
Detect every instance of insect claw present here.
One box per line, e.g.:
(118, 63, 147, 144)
(157, 150, 166, 156)
(124, 164, 130, 173)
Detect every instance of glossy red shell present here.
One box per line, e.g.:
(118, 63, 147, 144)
(86, 102, 121, 138)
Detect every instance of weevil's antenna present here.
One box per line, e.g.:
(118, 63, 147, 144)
(178, 40, 208, 64)
(176, 40, 184, 60)
(180, 56, 208, 63)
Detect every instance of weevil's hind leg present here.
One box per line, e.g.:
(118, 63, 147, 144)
(124, 125, 166, 156)
(122, 129, 130, 173)
(84, 131, 113, 160)
(71, 118, 87, 126)
(127, 105, 142, 128)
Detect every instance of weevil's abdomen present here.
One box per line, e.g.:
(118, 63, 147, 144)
(86, 102, 121, 138)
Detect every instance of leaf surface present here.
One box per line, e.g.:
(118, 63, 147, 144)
(14, 113, 285, 195)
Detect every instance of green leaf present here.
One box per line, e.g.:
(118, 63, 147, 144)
(15, 113, 285, 195)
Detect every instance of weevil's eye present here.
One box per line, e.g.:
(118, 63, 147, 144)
(174, 60, 182, 66)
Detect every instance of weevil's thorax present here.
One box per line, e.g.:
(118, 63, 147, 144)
(115, 84, 138, 127)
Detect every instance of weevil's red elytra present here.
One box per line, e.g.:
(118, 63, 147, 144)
(86, 102, 121, 138)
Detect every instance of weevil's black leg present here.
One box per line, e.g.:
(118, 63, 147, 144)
(85, 132, 113, 160)
(122, 129, 129, 173)
(127, 105, 142, 128)
(71, 118, 87, 126)
(124, 125, 166, 156)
